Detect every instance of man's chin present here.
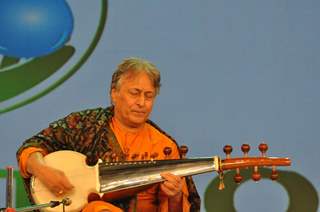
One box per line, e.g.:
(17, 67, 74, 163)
(129, 117, 147, 127)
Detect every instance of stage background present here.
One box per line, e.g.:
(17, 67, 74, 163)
(0, 0, 319, 211)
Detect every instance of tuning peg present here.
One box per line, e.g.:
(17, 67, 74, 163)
(111, 153, 117, 162)
(123, 148, 130, 160)
(179, 145, 188, 159)
(86, 153, 98, 166)
(270, 166, 278, 180)
(241, 144, 250, 157)
(87, 192, 101, 203)
(163, 147, 172, 159)
(141, 152, 148, 160)
(223, 145, 233, 159)
(234, 168, 243, 184)
(103, 150, 112, 162)
(251, 166, 261, 181)
(150, 152, 159, 160)
(131, 153, 139, 161)
(258, 143, 268, 157)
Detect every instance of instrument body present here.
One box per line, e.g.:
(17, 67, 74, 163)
(30, 151, 99, 212)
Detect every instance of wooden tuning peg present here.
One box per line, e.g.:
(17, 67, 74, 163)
(179, 145, 188, 159)
(111, 152, 117, 162)
(103, 150, 112, 162)
(150, 152, 159, 160)
(258, 143, 268, 157)
(163, 147, 172, 159)
(87, 192, 101, 203)
(86, 152, 98, 166)
(223, 145, 233, 159)
(234, 169, 243, 184)
(141, 152, 148, 160)
(251, 166, 261, 181)
(241, 144, 250, 157)
(123, 148, 130, 160)
(270, 166, 278, 180)
(131, 153, 139, 161)
(241, 144, 250, 169)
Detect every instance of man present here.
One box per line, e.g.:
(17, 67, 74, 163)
(17, 57, 200, 211)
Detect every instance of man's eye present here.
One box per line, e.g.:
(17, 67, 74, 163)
(129, 91, 139, 96)
(145, 94, 155, 100)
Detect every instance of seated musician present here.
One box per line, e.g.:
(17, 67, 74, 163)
(16, 57, 200, 212)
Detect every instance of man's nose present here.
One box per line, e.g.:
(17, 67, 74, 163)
(136, 95, 146, 106)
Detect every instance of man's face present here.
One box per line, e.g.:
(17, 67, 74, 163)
(111, 71, 156, 129)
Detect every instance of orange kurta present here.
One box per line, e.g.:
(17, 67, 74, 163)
(19, 147, 47, 178)
(108, 117, 190, 212)
(19, 117, 190, 211)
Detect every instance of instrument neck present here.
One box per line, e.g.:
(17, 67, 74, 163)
(98, 157, 219, 193)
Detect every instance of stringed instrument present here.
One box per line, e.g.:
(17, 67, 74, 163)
(30, 143, 291, 212)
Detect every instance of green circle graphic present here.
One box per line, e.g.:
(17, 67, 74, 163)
(205, 168, 319, 212)
(0, 0, 108, 114)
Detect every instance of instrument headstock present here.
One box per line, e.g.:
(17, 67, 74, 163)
(218, 143, 291, 190)
(100, 143, 291, 191)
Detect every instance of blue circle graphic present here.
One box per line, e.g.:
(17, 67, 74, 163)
(0, 0, 73, 58)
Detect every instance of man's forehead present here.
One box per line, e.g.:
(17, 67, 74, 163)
(121, 71, 151, 83)
(120, 71, 155, 91)
(121, 69, 146, 79)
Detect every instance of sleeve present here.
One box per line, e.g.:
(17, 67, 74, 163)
(82, 201, 123, 212)
(16, 108, 106, 178)
(18, 147, 47, 178)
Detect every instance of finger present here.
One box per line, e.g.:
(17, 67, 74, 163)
(58, 173, 74, 191)
(161, 173, 181, 184)
(56, 190, 64, 196)
(160, 183, 176, 196)
(160, 172, 181, 181)
(160, 182, 182, 197)
(51, 186, 65, 196)
(161, 174, 182, 189)
(161, 172, 175, 179)
(61, 178, 74, 191)
(162, 180, 179, 191)
(51, 179, 72, 194)
(161, 181, 182, 196)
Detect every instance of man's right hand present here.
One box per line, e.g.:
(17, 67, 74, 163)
(27, 152, 74, 196)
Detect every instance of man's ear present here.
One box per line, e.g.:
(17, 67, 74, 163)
(110, 88, 117, 105)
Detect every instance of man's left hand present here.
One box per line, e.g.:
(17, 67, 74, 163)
(160, 173, 183, 198)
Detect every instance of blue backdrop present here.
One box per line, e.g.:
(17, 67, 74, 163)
(0, 0, 319, 211)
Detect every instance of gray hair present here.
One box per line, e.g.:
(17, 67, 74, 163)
(110, 57, 161, 95)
